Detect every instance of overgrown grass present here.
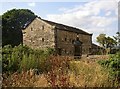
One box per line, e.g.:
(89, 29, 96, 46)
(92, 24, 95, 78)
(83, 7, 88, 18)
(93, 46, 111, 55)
(3, 56, 118, 87)
(69, 60, 115, 87)
(2, 45, 120, 87)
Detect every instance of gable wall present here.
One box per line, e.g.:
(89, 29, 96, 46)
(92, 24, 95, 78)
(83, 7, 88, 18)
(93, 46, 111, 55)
(22, 18, 55, 49)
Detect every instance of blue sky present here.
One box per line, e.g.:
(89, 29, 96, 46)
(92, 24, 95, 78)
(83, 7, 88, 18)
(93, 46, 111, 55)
(1, 1, 119, 44)
(1, 2, 86, 18)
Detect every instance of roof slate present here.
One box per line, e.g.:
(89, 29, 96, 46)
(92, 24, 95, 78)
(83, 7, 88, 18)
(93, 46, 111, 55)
(23, 17, 92, 35)
(42, 19, 92, 35)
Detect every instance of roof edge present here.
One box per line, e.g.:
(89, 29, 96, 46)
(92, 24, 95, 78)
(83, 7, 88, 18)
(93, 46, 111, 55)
(41, 18, 92, 35)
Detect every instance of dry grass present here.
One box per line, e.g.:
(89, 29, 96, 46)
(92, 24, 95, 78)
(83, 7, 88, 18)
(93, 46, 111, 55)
(69, 59, 113, 87)
(2, 55, 117, 87)
(2, 71, 49, 87)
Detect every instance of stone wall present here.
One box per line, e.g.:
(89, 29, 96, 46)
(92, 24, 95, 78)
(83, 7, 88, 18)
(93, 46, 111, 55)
(56, 29, 74, 56)
(22, 18, 55, 49)
(56, 29, 92, 55)
(79, 34, 92, 54)
(22, 17, 92, 55)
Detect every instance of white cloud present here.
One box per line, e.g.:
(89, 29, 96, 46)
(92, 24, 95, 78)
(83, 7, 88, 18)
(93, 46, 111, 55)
(116, 0, 120, 2)
(105, 11, 112, 16)
(28, 2, 36, 7)
(46, 0, 118, 44)
(90, 16, 117, 27)
(58, 7, 68, 12)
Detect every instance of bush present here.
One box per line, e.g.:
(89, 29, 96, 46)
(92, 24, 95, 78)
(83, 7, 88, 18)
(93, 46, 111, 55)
(98, 51, 120, 84)
(2, 44, 54, 73)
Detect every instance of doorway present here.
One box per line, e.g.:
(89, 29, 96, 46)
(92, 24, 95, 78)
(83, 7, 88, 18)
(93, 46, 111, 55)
(73, 37, 82, 59)
(74, 45, 82, 57)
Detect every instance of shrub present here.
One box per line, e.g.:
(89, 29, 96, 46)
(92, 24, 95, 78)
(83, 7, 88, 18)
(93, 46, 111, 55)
(2, 44, 54, 73)
(98, 51, 120, 85)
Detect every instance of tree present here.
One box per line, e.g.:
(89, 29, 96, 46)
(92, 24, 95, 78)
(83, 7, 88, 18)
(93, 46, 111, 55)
(97, 34, 117, 54)
(2, 9, 37, 46)
(105, 36, 117, 49)
(96, 34, 106, 48)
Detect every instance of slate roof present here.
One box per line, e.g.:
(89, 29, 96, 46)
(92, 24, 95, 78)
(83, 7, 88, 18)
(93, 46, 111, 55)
(42, 19, 92, 35)
(23, 17, 92, 35)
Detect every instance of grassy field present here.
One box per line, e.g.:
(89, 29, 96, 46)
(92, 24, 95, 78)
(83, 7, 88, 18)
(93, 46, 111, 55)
(3, 55, 119, 87)
(2, 45, 120, 87)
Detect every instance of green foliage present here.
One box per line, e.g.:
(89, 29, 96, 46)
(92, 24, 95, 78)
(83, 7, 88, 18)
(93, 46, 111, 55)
(96, 34, 106, 48)
(2, 44, 54, 73)
(105, 37, 117, 49)
(113, 32, 120, 46)
(98, 52, 120, 82)
(97, 33, 117, 54)
(2, 9, 36, 46)
(97, 34, 116, 49)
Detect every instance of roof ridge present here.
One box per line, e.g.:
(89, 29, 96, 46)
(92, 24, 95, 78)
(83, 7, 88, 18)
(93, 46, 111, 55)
(41, 18, 92, 35)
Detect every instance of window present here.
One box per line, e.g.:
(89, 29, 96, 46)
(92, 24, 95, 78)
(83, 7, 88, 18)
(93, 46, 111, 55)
(65, 38, 67, 41)
(42, 38, 44, 42)
(31, 27, 33, 31)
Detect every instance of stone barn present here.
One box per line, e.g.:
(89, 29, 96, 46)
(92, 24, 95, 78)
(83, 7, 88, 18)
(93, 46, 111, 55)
(22, 17, 92, 56)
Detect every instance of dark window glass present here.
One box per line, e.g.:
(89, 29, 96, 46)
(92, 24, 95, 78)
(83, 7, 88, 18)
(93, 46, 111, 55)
(42, 38, 44, 42)
(65, 38, 67, 41)
(42, 25, 44, 30)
